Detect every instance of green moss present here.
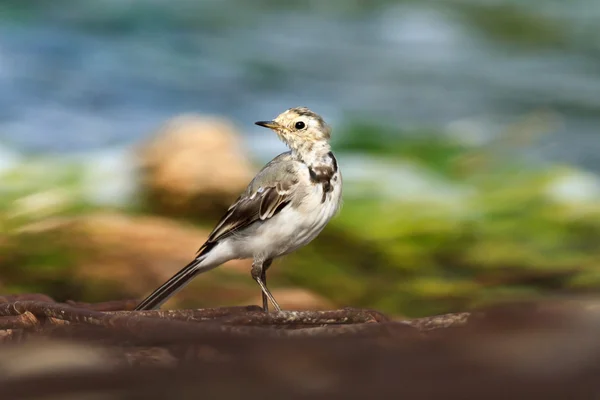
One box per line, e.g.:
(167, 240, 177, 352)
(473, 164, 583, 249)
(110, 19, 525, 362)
(455, 2, 568, 49)
(332, 121, 470, 180)
(0, 231, 83, 299)
(276, 153, 600, 316)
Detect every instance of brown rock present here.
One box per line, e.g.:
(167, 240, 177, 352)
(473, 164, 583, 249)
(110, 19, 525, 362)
(245, 288, 334, 311)
(17, 212, 252, 306)
(136, 114, 255, 220)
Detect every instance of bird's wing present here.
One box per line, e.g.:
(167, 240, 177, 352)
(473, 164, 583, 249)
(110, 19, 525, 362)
(196, 153, 301, 255)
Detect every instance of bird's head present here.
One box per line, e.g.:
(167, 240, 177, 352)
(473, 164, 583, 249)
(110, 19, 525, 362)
(255, 107, 331, 154)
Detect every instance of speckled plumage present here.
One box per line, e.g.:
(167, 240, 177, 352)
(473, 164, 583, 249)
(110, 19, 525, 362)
(135, 107, 342, 312)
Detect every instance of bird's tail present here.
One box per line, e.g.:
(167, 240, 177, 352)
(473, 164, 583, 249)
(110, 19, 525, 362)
(134, 253, 211, 311)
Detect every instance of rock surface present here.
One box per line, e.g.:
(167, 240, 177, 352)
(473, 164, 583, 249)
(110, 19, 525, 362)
(245, 288, 334, 310)
(136, 114, 255, 220)
(0, 297, 598, 399)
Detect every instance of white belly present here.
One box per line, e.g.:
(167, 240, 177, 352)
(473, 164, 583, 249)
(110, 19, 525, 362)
(235, 173, 342, 260)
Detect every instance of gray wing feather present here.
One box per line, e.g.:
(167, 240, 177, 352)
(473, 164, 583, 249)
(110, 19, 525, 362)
(258, 185, 290, 219)
(196, 152, 300, 255)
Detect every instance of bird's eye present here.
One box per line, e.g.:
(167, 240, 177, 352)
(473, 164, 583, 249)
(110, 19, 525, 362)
(294, 121, 306, 130)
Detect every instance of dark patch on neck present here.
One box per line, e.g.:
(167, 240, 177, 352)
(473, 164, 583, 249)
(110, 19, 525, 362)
(308, 152, 338, 203)
(328, 151, 338, 172)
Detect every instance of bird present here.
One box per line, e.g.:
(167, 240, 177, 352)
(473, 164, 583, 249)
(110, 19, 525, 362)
(134, 107, 343, 312)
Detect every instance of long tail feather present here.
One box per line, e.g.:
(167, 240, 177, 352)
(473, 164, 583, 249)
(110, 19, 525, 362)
(134, 255, 207, 311)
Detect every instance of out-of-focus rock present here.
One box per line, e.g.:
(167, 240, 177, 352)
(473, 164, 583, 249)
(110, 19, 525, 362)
(245, 288, 334, 310)
(70, 212, 253, 298)
(136, 114, 255, 220)
(16, 212, 252, 306)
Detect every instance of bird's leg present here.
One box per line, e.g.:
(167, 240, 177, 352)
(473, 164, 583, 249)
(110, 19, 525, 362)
(251, 259, 280, 312)
(260, 259, 273, 312)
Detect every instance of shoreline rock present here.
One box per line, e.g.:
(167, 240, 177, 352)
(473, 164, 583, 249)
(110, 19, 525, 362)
(136, 114, 255, 220)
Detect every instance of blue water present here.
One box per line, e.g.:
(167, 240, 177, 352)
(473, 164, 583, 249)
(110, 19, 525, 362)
(2, 0, 600, 170)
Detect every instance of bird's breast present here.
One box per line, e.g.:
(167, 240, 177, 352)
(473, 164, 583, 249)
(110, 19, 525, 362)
(237, 158, 342, 260)
(300, 169, 342, 225)
(252, 169, 341, 258)
(307, 151, 339, 204)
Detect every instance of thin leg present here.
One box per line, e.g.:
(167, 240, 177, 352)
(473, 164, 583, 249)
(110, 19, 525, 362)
(251, 259, 280, 312)
(261, 259, 273, 312)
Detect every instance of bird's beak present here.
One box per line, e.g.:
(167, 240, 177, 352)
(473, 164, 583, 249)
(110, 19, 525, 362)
(255, 120, 281, 129)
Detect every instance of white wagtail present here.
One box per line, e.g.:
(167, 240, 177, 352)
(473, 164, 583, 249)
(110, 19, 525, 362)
(135, 107, 343, 312)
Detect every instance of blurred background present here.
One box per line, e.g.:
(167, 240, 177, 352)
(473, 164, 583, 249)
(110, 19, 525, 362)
(2, 0, 600, 318)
